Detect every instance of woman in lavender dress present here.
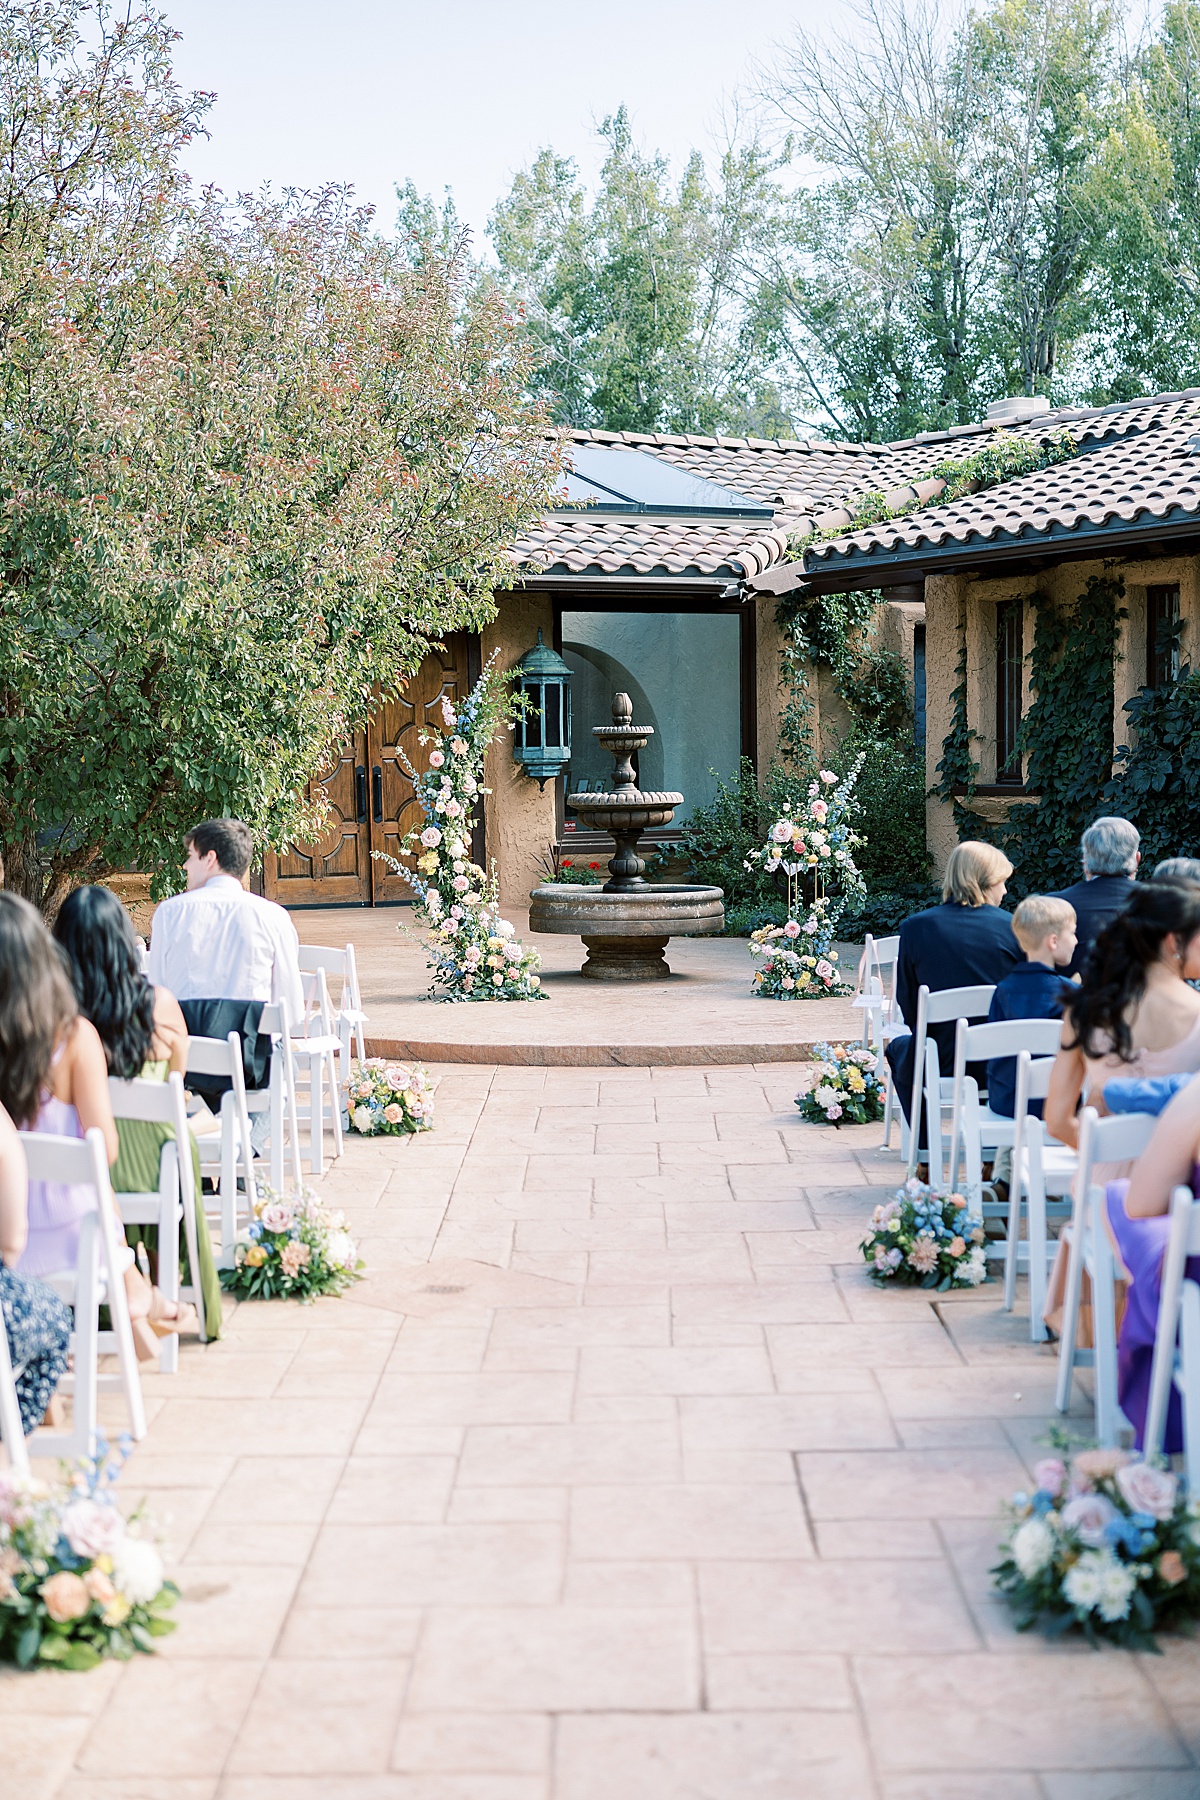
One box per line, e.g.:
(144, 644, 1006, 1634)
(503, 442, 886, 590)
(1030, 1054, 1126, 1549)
(1110, 1074, 1200, 1450)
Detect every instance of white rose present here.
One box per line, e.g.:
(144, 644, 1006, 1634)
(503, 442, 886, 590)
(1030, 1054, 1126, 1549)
(1011, 1516, 1056, 1579)
(109, 1536, 164, 1606)
(326, 1230, 358, 1269)
(352, 1105, 373, 1132)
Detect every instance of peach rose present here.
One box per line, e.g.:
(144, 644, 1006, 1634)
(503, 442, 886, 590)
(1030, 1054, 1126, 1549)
(83, 1567, 116, 1607)
(1070, 1447, 1131, 1489)
(1158, 1550, 1188, 1586)
(41, 1571, 89, 1622)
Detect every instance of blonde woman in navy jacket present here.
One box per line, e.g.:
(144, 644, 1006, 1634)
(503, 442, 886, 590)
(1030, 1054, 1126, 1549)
(885, 842, 1021, 1163)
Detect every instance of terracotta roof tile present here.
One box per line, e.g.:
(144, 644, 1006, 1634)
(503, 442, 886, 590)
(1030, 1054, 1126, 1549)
(518, 391, 1200, 580)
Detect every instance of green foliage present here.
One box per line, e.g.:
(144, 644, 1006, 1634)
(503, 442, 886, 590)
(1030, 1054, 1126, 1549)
(934, 628, 982, 828)
(1105, 661, 1200, 861)
(0, 3, 560, 913)
(1001, 574, 1126, 894)
(676, 759, 781, 910)
(488, 108, 779, 435)
(837, 726, 931, 888)
(840, 883, 943, 939)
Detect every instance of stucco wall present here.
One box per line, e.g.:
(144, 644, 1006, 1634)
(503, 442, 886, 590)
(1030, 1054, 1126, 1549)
(923, 551, 1200, 878)
(481, 591, 558, 905)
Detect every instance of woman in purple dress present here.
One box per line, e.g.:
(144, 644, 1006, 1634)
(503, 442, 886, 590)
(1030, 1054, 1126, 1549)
(1110, 1074, 1200, 1449)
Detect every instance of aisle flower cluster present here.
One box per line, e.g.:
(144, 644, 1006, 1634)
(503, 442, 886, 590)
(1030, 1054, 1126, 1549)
(795, 1041, 884, 1125)
(346, 1058, 435, 1135)
(221, 1185, 362, 1300)
(860, 1179, 988, 1288)
(744, 760, 865, 1000)
(993, 1447, 1200, 1647)
(0, 1443, 175, 1671)
(373, 653, 544, 1001)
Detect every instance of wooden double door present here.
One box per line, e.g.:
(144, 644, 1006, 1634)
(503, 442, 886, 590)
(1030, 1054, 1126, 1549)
(262, 635, 478, 907)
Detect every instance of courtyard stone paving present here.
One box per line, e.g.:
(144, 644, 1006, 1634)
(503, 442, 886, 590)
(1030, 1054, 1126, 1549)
(6, 1061, 1200, 1798)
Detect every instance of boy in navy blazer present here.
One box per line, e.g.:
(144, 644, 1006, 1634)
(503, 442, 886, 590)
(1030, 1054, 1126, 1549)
(984, 896, 1078, 1200)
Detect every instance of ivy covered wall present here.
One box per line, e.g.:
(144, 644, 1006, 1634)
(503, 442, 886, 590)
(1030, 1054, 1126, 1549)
(926, 551, 1200, 888)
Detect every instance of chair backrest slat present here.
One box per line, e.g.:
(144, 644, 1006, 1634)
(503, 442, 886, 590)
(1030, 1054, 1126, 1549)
(923, 984, 995, 1027)
(957, 1016, 1062, 1068)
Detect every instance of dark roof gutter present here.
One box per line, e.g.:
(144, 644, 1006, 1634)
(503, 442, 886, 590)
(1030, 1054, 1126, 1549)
(789, 507, 1200, 595)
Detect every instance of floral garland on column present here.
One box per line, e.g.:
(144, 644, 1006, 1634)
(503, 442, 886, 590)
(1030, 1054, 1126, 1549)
(743, 756, 866, 998)
(373, 651, 546, 1002)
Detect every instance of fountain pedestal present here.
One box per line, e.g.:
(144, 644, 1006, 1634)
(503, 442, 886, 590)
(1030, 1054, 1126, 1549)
(527, 692, 724, 981)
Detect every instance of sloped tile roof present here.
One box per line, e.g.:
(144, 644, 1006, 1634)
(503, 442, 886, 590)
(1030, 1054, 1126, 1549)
(517, 390, 1200, 581)
(800, 390, 1200, 584)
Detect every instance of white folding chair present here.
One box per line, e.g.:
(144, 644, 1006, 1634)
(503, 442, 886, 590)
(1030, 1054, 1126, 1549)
(18, 1128, 147, 1456)
(298, 942, 368, 1064)
(1145, 1184, 1200, 1487)
(108, 1071, 207, 1371)
(290, 968, 344, 1178)
(0, 1293, 32, 1473)
(1005, 1050, 1077, 1340)
(256, 1000, 303, 1194)
(853, 935, 906, 1148)
(1055, 1106, 1158, 1443)
(948, 1016, 1063, 1218)
(187, 1030, 258, 1265)
(904, 984, 996, 1179)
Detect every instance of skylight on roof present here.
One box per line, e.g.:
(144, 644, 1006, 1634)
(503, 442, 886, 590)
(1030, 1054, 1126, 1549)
(557, 445, 773, 519)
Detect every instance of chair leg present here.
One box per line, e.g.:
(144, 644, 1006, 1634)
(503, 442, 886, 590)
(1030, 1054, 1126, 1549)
(1180, 1281, 1200, 1493)
(71, 1216, 101, 1461)
(1027, 1183, 1049, 1345)
(882, 1068, 895, 1149)
(0, 1297, 31, 1474)
(1054, 1210, 1085, 1415)
(1003, 1170, 1022, 1315)
(328, 1051, 344, 1157)
(1091, 1219, 1120, 1447)
(309, 1056, 325, 1178)
(220, 1096, 238, 1265)
(157, 1160, 180, 1376)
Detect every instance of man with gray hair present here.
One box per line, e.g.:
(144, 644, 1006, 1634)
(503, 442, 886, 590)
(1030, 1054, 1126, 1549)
(1052, 816, 1140, 977)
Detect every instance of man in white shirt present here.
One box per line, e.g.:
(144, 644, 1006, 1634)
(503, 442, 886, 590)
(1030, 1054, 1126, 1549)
(147, 818, 304, 1023)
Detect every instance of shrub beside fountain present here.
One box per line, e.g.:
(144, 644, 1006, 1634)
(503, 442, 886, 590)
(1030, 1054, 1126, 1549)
(528, 693, 724, 981)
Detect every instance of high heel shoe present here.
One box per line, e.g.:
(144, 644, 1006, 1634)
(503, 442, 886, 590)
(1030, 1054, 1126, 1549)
(147, 1288, 198, 1339)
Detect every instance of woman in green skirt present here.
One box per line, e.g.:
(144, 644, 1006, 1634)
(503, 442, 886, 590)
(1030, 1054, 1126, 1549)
(52, 886, 222, 1349)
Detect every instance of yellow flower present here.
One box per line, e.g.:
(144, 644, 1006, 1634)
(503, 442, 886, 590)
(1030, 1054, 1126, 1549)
(101, 1594, 132, 1626)
(244, 1244, 268, 1267)
(417, 851, 439, 874)
(846, 1068, 865, 1092)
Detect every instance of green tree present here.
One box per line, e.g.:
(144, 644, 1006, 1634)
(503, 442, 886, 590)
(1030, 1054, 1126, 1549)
(0, 1, 561, 914)
(488, 107, 777, 435)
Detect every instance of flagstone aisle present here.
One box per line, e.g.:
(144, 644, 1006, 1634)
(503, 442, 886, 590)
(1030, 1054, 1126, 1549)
(7, 1063, 1200, 1799)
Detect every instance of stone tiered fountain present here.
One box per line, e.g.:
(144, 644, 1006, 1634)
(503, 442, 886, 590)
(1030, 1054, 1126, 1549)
(528, 692, 724, 980)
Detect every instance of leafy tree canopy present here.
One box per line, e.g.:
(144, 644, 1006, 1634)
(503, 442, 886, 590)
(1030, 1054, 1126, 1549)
(0, 1, 560, 912)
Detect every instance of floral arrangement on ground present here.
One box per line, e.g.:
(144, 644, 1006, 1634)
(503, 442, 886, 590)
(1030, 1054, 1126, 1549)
(745, 760, 865, 999)
(346, 1058, 435, 1135)
(861, 1180, 988, 1288)
(373, 652, 544, 1001)
(994, 1445, 1200, 1648)
(221, 1185, 362, 1299)
(796, 1042, 884, 1125)
(0, 1441, 175, 1670)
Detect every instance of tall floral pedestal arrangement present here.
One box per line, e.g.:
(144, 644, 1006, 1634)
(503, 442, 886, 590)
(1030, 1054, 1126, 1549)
(745, 757, 865, 999)
(374, 653, 546, 1002)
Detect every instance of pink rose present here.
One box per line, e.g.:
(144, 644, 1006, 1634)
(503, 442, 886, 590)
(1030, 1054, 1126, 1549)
(1061, 1492, 1118, 1546)
(84, 1567, 116, 1606)
(783, 920, 801, 939)
(41, 1571, 90, 1622)
(428, 749, 445, 768)
(810, 799, 828, 821)
(61, 1498, 125, 1561)
(259, 1203, 293, 1233)
(1033, 1458, 1067, 1500)
(1115, 1461, 1179, 1521)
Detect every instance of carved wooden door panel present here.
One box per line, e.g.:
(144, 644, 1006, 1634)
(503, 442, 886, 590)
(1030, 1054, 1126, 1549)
(367, 634, 471, 903)
(261, 730, 371, 906)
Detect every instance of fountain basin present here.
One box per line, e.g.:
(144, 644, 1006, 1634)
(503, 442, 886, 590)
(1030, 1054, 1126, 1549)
(528, 883, 725, 981)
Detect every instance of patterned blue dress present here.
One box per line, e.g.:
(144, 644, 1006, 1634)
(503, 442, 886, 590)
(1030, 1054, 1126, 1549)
(0, 1263, 71, 1436)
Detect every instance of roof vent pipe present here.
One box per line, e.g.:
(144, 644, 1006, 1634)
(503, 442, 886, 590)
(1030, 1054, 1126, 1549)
(984, 394, 1053, 425)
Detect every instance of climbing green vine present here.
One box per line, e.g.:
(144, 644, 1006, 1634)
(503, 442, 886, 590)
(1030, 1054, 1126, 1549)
(1000, 572, 1125, 895)
(1105, 611, 1200, 862)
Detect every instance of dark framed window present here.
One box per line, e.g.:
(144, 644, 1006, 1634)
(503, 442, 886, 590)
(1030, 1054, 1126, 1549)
(1147, 584, 1181, 689)
(913, 624, 927, 746)
(995, 598, 1024, 785)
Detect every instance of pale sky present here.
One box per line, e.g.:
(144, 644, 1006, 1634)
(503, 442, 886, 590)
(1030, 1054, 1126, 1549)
(163, 0, 835, 247)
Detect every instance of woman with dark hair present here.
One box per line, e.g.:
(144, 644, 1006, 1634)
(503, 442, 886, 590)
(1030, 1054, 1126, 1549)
(1041, 880, 1200, 1335)
(1044, 881, 1200, 1151)
(0, 894, 78, 1431)
(53, 886, 220, 1343)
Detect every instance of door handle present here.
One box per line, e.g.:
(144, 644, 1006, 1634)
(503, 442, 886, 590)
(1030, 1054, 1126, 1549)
(355, 766, 368, 823)
(372, 766, 383, 823)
